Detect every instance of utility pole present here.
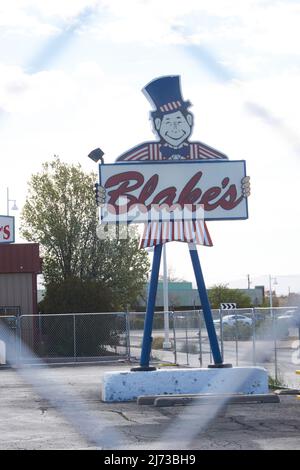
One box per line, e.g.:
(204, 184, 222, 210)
(247, 274, 251, 290)
(269, 274, 278, 383)
(162, 244, 171, 349)
(7, 187, 9, 216)
(6, 187, 18, 216)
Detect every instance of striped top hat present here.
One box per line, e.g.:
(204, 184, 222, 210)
(143, 75, 191, 115)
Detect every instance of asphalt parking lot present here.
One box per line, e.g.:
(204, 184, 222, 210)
(0, 362, 300, 450)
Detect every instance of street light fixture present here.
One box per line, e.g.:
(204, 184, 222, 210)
(269, 275, 278, 309)
(6, 187, 18, 216)
(88, 148, 105, 164)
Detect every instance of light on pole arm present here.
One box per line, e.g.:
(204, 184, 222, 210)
(88, 148, 105, 164)
(269, 275, 278, 309)
(6, 187, 18, 216)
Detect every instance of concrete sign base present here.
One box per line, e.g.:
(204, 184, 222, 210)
(102, 366, 268, 402)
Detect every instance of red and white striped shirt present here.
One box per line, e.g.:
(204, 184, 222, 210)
(116, 141, 228, 248)
(116, 141, 228, 162)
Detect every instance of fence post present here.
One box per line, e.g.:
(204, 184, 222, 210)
(185, 313, 189, 366)
(172, 312, 177, 365)
(272, 307, 278, 383)
(125, 310, 131, 362)
(198, 310, 203, 367)
(252, 308, 256, 365)
(17, 315, 21, 366)
(234, 310, 239, 366)
(73, 314, 77, 363)
(219, 309, 224, 361)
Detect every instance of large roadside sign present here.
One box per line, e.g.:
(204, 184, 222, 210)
(99, 160, 248, 224)
(0, 215, 15, 243)
(92, 74, 251, 370)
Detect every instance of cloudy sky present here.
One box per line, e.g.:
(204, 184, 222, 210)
(1, 0, 300, 294)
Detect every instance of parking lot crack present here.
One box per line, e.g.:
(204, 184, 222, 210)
(108, 409, 136, 423)
(229, 416, 256, 431)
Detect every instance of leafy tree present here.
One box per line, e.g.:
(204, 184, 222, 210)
(208, 284, 252, 309)
(261, 294, 279, 308)
(38, 277, 114, 313)
(36, 278, 125, 357)
(21, 157, 150, 310)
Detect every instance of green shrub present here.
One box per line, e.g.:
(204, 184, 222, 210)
(29, 313, 125, 358)
(180, 342, 199, 354)
(130, 314, 167, 330)
(152, 336, 165, 350)
(268, 373, 287, 389)
(222, 323, 252, 341)
(130, 317, 145, 330)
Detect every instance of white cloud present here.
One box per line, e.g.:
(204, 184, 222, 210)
(1, 0, 300, 283)
(0, 4, 58, 36)
(30, 0, 99, 19)
(237, 74, 300, 137)
(2, 0, 300, 60)
(90, 0, 300, 52)
(0, 65, 29, 111)
(0, 0, 99, 37)
(1, 0, 99, 20)
(242, 1, 300, 55)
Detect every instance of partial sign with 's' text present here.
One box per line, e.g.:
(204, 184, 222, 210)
(0, 215, 15, 243)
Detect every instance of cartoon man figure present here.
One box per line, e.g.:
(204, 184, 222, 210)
(117, 75, 228, 162)
(111, 75, 250, 248)
(96, 75, 250, 369)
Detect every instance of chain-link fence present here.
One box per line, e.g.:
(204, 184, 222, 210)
(250, 307, 300, 388)
(0, 312, 129, 365)
(128, 311, 176, 364)
(1, 308, 299, 388)
(128, 307, 300, 388)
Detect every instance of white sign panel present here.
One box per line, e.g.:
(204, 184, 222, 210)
(220, 303, 237, 310)
(0, 215, 15, 243)
(99, 160, 248, 224)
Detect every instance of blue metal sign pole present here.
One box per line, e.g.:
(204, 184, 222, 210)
(188, 243, 230, 367)
(132, 243, 163, 371)
(132, 241, 231, 371)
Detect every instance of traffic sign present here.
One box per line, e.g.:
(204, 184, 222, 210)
(220, 303, 237, 310)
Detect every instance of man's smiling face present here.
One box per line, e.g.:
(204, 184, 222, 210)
(155, 110, 193, 147)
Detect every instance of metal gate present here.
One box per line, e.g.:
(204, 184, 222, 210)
(0, 315, 18, 364)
